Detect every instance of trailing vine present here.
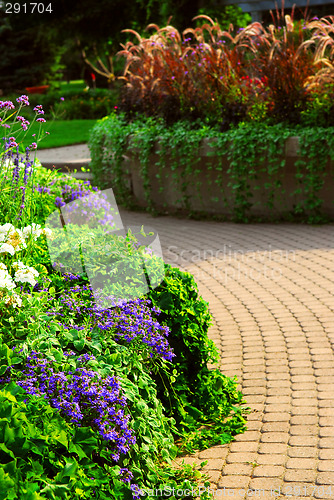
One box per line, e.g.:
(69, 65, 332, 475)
(294, 127, 334, 223)
(88, 114, 334, 223)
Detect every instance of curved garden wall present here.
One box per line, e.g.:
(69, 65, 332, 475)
(126, 136, 334, 218)
(89, 118, 334, 223)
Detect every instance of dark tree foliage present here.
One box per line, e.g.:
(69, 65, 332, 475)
(0, 0, 250, 91)
(0, 10, 61, 91)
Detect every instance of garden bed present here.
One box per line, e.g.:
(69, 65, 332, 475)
(0, 95, 248, 500)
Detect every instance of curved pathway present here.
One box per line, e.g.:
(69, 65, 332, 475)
(120, 209, 334, 500)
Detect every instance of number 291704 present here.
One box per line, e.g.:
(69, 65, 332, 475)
(4, 3, 53, 13)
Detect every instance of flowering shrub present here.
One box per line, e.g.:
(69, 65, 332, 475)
(0, 113, 248, 497)
(6, 350, 137, 468)
(47, 277, 175, 362)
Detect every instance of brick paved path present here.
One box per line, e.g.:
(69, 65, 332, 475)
(121, 210, 334, 499)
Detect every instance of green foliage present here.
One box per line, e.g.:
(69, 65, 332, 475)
(0, 380, 126, 499)
(89, 114, 334, 223)
(0, 159, 249, 496)
(148, 265, 248, 453)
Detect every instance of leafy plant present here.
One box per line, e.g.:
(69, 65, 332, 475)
(148, 264, 248, 453)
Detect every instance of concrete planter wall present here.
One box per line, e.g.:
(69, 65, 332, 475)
(105, 136, 334, 219)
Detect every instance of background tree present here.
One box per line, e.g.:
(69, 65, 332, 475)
(0, 0, 251, 91)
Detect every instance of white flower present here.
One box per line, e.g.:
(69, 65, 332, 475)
(9, 229, 26, 251)
(42, 227, 52, 237)
(0, 224, 15, 242)
(0, 267, 16, 290)
(13, 263, 39, 287)
(0, 224, 26, 251)
(22, 224, 52, 240)
(22, 223, 42, 240)
(0, 223, 15, 234)
(0, 243, 16, 255)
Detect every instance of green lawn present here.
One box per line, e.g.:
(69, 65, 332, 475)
(23, 119, 97, 149)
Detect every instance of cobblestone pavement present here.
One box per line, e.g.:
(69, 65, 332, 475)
(120, 208, 334, 500)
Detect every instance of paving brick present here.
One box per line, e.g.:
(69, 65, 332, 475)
(290, 415, 318, 425)
(318, 461, 334, 472)
(267, 387, 291, 396)
(319, 438, 334, 448)
(264, 404, 292, 413)
(243, 387, 267, 395)
(198, 446, 229, 460)
(288, 447, 318, 458)
(257, 454, 286, 466)
(291, 406, 318, 416)
(316, 472, 334, 484)
(222, 463, 253, 475)
(319, 450, 334, 460)
(267, 380, 290, 388)
(289, 425, 318, 436)
(320, 427, 334, 438)
(319, 417, 334, 427)
(263, 413, 290, 422)
(289, 436, 318, 446)
(248, 477, 283, 491)
(206, 470, 221, 484)
(252, 465, 285, 477)
(292, 390, 318, 399)
(202, 459, 225, 470)
(226, 452, 257, 464)
(246, 421, 262, 431)
(217, 475, 250, 489)
(284, 469, 317, 482)
(292, 383, 317, 391)
(233, 431, 261, 442)
(262, 422, 290, 432)
(286, 458, 317, 469)
(258, 443, 288, 455)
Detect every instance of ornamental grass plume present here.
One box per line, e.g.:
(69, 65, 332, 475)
(297, 15, 334, 90)
(117, 5, 325, 126)
(117, 19, 261, 123)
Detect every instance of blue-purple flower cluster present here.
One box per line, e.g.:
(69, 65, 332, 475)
(13, 350, 136, 460)
(54, 181, 115, 227)
(48, 278, 174, 362)
(1, 348, 142, 497)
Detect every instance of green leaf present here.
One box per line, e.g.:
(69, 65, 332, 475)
(73, 339, 85, 351)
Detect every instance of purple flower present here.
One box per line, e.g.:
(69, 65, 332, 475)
(36, 117, 46, 123)
(5, 349, 136, 465)
(55, 196, 66, 207)
(16, 95, 30, 106)
(33, 105, 45, 115)
(0, 100, 15, 110)
(16, 115, 30, 130)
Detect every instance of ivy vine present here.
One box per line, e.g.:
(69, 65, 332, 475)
(88, 114, 334, 223)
